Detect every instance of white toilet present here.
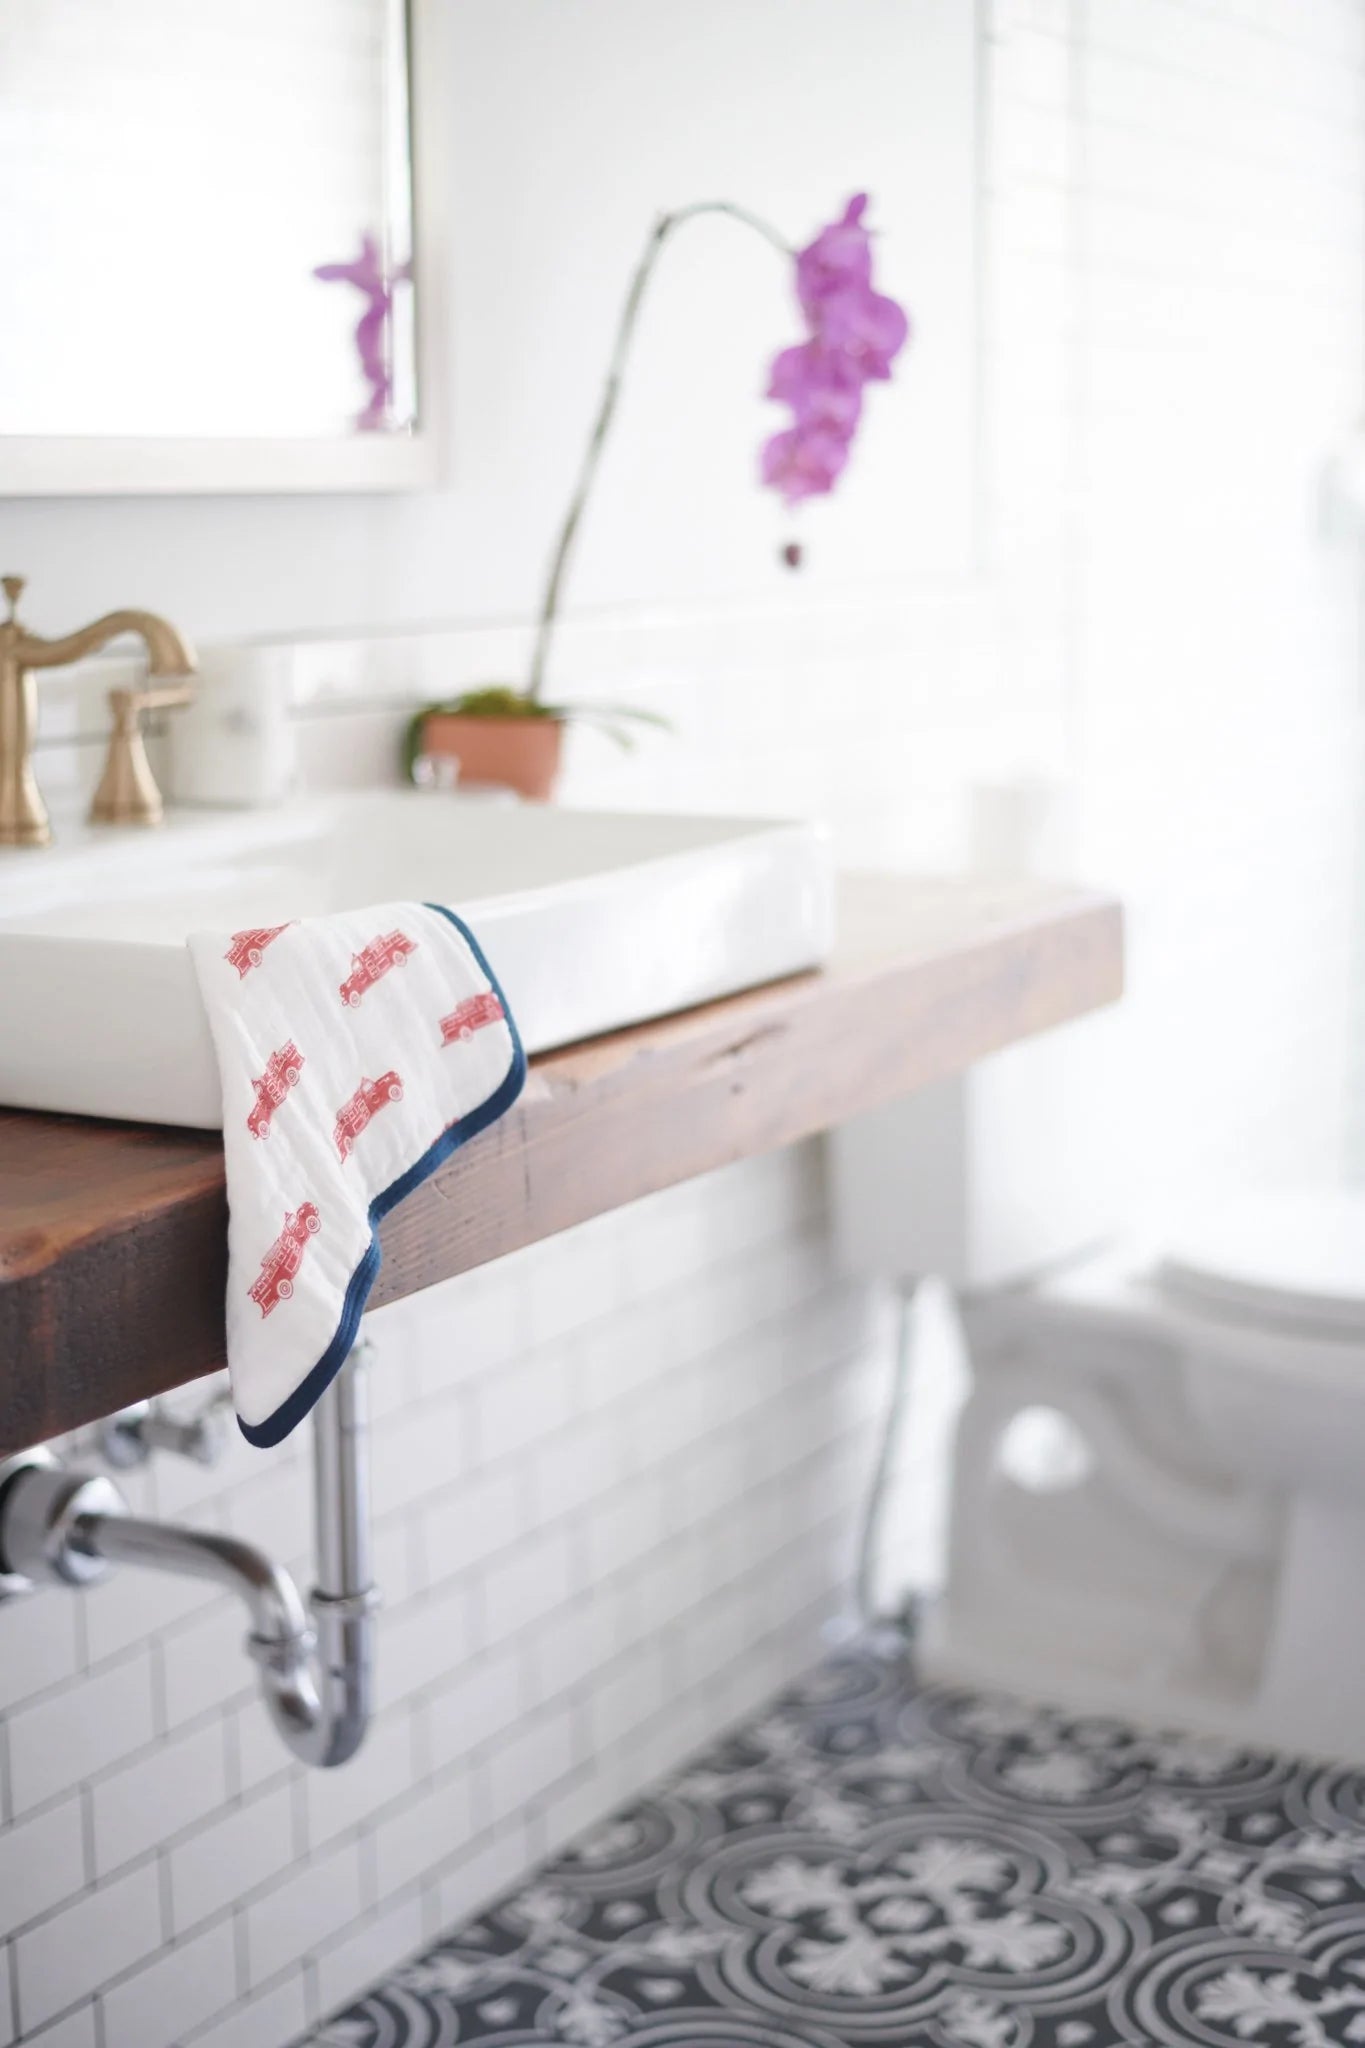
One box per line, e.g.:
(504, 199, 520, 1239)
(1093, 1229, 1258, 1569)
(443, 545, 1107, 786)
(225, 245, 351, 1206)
(921, 1187, 1365, 1765)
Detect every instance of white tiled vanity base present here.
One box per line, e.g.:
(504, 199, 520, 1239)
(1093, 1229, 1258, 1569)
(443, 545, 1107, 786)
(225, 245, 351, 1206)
(0, 1147, 891, 2048)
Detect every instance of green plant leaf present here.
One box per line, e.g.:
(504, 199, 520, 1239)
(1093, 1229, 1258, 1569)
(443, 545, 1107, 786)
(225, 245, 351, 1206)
(545, 701, 673, 732)
(446, 686, 556, 721)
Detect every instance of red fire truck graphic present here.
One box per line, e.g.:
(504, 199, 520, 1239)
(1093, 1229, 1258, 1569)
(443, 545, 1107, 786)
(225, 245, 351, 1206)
(225, 923, 293, 979)
(247, 1042, 304, 1140)
(439, 991, 505, 1046)
(248, 1202, 321, 1317)
(333, 1071, 404, 1161)
(339, 930, 416, 1008)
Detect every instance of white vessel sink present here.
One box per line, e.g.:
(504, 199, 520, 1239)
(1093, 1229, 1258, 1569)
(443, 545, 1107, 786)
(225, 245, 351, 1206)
(0, 792, 833, 1128)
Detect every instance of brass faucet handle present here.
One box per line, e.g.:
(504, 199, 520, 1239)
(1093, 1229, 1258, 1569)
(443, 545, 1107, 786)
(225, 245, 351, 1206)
(90, 679, 192, 829)
(2, 575, 25, 622)
(113, 680, 193, 718)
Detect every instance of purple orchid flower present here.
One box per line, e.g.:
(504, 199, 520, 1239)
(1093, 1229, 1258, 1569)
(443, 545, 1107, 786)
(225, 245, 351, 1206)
(767, 343, 865, 434)
(761, 422, 859, 502)
(314, 233, 411, 433)
(797, 199, 873, 304)
(762, 193, 909, 506)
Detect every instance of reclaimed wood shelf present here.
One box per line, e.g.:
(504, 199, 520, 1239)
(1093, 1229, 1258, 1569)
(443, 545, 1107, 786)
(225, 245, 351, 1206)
(0, 874, 1123, 1454)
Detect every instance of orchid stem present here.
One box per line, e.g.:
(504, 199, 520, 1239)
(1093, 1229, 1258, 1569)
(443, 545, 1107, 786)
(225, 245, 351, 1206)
(526, 201, 792, 703)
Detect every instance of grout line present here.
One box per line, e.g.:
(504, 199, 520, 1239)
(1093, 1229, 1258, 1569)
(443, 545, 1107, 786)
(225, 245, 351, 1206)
(1131, 0, 1365, 76)
(290, 1772, 310, 1867)
(4, 1939, 17, 2048)
(301, 1952, 319, 2029)
(231, 1905, 249, 2004)
(408, 1698, 431, 1790)
(2, 1628, 161, 1723)
(1079, 26, 1364, 139)
(221, 1707, 241, 1805)
(358, 1829, 378, 1917)
(149, 1636, 169, 1744)
(72, 1592, 90, 1678)
(78, 1782, 95, 1891)
(1076, 97, 1365, 198)
(157, 1844, 173, 1947)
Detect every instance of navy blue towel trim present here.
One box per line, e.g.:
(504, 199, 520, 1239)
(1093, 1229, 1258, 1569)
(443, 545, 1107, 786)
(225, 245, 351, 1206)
(238, 905, 528, 1449)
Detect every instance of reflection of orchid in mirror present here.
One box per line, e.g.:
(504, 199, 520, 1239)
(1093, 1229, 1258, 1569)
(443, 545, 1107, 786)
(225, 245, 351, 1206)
(313, 233, 411, 432)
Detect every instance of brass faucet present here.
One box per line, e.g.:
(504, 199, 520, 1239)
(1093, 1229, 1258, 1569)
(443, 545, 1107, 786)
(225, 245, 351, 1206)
(0, 574, 197, 845)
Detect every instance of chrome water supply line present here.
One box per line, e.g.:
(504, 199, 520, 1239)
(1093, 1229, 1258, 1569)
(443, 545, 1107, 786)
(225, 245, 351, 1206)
(0, 1345, 376, 1769)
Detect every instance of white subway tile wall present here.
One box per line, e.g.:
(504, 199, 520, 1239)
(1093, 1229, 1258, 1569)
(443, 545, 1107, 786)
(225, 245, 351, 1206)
(0, 1154, 881, 2047)
(5, 3, 1365, 2045)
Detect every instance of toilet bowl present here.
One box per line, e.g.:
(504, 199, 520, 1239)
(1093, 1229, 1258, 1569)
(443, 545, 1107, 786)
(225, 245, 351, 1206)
(922, 1187, 1365, 1765)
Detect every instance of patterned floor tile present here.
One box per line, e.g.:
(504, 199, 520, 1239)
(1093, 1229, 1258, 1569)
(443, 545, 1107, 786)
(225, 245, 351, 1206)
(303, 1650, 1365, 2046)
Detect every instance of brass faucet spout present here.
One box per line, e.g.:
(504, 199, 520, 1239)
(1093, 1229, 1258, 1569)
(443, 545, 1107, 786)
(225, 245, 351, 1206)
(18, 609, 197, 679)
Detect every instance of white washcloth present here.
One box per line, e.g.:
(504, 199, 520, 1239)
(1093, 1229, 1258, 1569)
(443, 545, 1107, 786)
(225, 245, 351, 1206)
(188, 903, 525, 1445)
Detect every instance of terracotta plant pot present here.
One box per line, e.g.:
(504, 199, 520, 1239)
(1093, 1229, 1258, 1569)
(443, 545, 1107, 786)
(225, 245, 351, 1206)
(419, 713, 565, 802)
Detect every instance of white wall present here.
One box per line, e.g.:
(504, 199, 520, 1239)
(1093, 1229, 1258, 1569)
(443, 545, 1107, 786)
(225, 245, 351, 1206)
(3, 2, 1365, 2044)
(1063, 0, 1365, 1203)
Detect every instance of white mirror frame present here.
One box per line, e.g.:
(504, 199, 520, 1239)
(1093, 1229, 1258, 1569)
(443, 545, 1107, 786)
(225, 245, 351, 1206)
(0, 0, 445, 498)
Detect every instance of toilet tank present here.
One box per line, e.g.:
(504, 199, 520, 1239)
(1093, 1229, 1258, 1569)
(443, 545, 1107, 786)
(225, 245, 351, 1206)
(829, 1007, 1126, 1290)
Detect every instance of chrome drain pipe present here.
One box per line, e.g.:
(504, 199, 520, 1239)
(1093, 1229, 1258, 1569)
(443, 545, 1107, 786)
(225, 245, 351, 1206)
(0, 1348, 376, 1770)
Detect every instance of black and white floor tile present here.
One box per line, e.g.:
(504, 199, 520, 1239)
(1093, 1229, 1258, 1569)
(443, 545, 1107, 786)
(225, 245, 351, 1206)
(305, 1651, 1365, 2046)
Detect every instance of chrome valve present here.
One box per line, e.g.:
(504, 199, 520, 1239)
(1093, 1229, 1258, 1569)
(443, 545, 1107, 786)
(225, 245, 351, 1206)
(100, 1392, 232, 1470)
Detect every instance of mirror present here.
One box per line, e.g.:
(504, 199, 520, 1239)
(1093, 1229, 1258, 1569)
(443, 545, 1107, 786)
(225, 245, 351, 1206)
(0, 0, 430, 493)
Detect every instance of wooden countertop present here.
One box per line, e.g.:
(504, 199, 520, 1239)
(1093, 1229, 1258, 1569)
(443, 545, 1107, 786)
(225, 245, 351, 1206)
(0, 874, 1123, 1454)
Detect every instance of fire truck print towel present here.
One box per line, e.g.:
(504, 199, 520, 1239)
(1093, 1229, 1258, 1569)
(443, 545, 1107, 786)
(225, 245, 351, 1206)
(188, 902, 525, 1446)
(249, 1202, 321, 1315)
(248, 1041, 304, 1140)
(225, 921, 294, 978)
(440, 991, 505, 1045)
(340, 929, 417, 1008)
(335, 1072, 404, 1161)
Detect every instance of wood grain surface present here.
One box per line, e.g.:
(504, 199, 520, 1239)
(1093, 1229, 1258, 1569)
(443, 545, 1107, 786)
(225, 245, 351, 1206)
(0, 874, 1123, 1453)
